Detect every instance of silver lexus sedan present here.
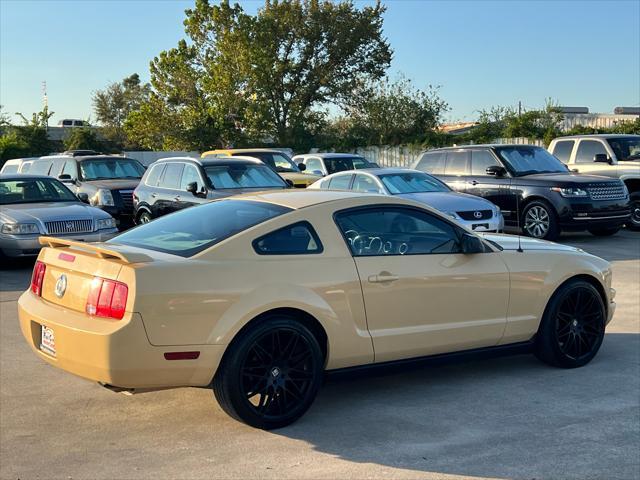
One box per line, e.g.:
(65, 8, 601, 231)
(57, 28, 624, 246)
(308, 168, 505, 232)
(0, 174, 118, 258)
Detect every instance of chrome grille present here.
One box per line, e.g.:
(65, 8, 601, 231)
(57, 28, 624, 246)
(45, 219, 93, 235)
(119, 190, 134, 209)
(587, 183, 626, 200)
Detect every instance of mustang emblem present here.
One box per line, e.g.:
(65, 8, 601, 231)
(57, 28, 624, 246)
(54, 274, 67, 298)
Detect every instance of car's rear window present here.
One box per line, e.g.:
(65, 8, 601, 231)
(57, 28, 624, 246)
(110, 199, 292, 257)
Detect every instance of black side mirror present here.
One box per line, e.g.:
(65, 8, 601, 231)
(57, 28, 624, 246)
(594, 153, 612, 164)
(186, 182, 198, 195)
(297, 163, 307, 171)
(77, 193, 89, 203)
(285, 179, 295, 188)
(461, 233, 485, 254)
(486, 165, 507, 177)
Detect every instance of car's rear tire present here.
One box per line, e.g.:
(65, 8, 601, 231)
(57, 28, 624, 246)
(628, 194, 640, 231)
(534, 279, 605, 368)
(588, 227, 620, 236)
(213, 316, 324, 430)
(522, 200, 560, 241)
(137, 211, 152, 225)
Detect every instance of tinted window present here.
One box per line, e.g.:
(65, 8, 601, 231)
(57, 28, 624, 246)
(575, 140, 608, 163)
(204, 164, 285, 189)
(496, 147, 568, 175)
(352, 174, 381, 193)
(180, 164, 201, 190)
(380, 172, 449, 194)
(335, 207, 462, 256)
(606, 137, 640, 161)
(416, 152, 445, 174)
(253, 221, 323, 255)
(112, 199, 291, 257)
(444, 151, 469, 175)
(324, 156, 369, 174)
(159, 163, 184, 189)
(0, 178, 77, 204)
(551, 140, 575, 163)
(29, 160, 53, 175)
(328, 174, 352, 189)
(236, 152, 299, 173)
(471, 150, 500, 175)
(144, 164, 164, 187)
(79, 158, 145, 180)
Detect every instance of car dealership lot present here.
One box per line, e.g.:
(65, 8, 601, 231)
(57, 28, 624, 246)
(1, 232, 638, 480)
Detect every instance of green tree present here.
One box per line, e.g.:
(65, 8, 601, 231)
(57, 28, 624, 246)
(63, 127, 104, 151)
(127, 0, 392, 150)
(93, 73, 151, 148)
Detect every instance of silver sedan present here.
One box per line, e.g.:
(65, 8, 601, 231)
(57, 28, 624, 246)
(0, 174, 118, 258)
(308, 168, 505, 232)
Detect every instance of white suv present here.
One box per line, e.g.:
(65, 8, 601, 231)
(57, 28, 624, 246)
(548, 134, 640, 230)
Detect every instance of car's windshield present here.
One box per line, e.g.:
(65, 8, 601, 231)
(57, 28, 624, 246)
(325, 157, 371, 175)
(204, 164, 286, 189)
(380, 172, 451, 194)
(606, 137, 640, 161)
(496, 147, 568, 176)
(0, 178, 77, 204)
(237, 152, 300, 173)
(111, 199, 291, 257)
(79, 158, 146, 180)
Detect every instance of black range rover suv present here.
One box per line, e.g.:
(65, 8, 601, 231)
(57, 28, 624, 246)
(27, 152, 146, 228)
(411, 145, 630, 240)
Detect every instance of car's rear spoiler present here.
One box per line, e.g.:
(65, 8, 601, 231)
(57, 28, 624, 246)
(39, 237, 153, 264)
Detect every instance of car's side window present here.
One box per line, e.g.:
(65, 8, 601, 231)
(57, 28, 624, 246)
(328, 174, 352, 190)
(471, 150, 500, 175)
(551, 140, 575, 163)
(575, 140, 607, 163)
(29, 161, 54, 176)
(61, 159, 78, 178)
(180, 164, 201, 190)
(305, 158, 323, 174)
(444, 151, 470, 175)
(144, 164, 164, 187)
(415, 152, 445, 174)
(335, 207, 463, 257)
(352, 174, 381, 193)
(253, 221, 323, 255)
(159, 163, 184, 189)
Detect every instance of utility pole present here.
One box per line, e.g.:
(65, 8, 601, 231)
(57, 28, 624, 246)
(518, 100, 522, 117)
(42, 81, 49, 130)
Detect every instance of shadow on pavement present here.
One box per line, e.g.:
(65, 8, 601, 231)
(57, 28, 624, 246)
(279, 332, 640, 480)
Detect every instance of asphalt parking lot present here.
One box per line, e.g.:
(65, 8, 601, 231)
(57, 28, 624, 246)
(1, 231, 638, 480)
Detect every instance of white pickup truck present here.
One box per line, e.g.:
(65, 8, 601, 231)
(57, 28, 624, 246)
(548, 134, 640, 230)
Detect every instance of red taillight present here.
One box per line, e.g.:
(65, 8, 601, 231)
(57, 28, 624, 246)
(85, 277, 128, 320)
(31, 261, 46, 296)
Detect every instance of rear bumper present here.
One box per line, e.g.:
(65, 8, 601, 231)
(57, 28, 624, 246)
(0, 230, 118, 257)
(18, 290, 224, 389)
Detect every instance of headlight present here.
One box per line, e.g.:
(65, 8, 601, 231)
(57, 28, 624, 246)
(90, 189, 115, 206)
(1, 223, 40, 235)
(96, 217, 116, 230)
(551, 186, 588, 197)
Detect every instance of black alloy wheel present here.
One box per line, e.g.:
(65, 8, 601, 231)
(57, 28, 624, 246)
(535, 280, 606, 368)
(213, 317, 323, 430)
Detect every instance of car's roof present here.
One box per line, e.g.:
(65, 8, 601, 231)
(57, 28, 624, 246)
(294, 153, 365, 159)
(232, 189, 386, 210)
(0, 173, 56, 181)
(330, 168, 411, 176)
(202, 148, 285, 157)
(34, 154, 136, 161)
(156, 156, 264, 166)
(423, 144, 543, 152)
(551, 134, 640, 140)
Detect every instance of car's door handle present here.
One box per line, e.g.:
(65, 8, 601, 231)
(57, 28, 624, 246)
(174, 196, 181, 201)
(150, 193, 158, 198)
(469, 180, 479, 185)
(368, 273, 399, 283)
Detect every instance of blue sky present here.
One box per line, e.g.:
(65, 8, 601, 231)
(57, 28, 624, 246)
(1, 0, 639, 125)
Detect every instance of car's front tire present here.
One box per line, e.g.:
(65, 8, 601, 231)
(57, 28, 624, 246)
(588, 227, 620, 236)
(522, 200, 560, 241)
(535, 279, 606, 368)
(137, 210, 152, 225)
(213, 316, 324, 430)
(628, 193, 640, 231)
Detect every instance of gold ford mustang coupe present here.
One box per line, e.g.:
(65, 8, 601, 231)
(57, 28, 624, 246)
(18, 190, 615, 429)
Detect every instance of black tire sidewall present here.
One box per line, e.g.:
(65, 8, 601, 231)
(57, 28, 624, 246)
(522, 200, 560, 241)
(536, 280, 606, 368)
(214, 316, 324, 429)
(628, 196, 640, 231)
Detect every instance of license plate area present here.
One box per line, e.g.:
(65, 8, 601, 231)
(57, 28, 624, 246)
(40, 325, 56, 357)
(472, 223, 489, 230)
